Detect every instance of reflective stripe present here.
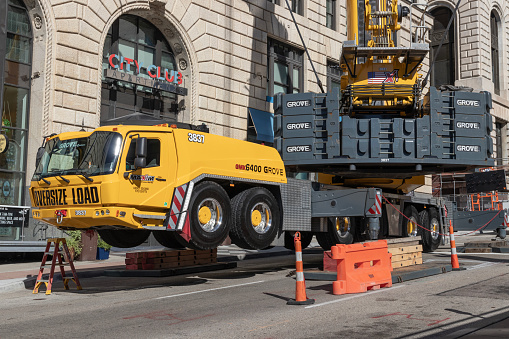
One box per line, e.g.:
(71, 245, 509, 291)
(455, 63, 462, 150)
(450, 234, 455, 241)
(296, 271, 304, 282)
(177, 181, 194, 231)
(296, 251, 302, 262)
(451, 247, 457, 255)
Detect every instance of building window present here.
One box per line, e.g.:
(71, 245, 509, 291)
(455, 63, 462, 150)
(0, 0, 32, 207)
(101, 15, 179, 125)
(267, 0, 302, 15)
(291, 0, 303, 15)
(267, 39, 304, 101)
(430, 7, 455, 87)
(326, 0, 336, 30)
(491, 11, 500, 96)
(327, 61, 341, 91)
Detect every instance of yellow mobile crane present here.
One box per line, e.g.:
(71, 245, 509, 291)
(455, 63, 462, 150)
(30, 1, 494, 252)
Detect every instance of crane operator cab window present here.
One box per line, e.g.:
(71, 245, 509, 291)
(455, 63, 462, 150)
(125, 138, 161, 170)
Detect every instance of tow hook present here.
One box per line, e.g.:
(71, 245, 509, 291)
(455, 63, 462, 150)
(55, 210, 67, 224)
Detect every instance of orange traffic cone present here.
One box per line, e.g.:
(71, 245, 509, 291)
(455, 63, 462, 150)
(449, 221, 464, 271)
(287, 232, 315, 305)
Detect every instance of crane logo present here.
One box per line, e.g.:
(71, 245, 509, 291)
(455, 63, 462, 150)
(286, 100, 311, 108)
(368, 70, 399, 84)
(287, 145, 311, 153)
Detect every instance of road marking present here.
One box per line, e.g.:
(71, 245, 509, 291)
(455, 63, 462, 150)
(466, 262, 499, 270)
(305, 284, 406, 309)
(154, 280, 265, 300)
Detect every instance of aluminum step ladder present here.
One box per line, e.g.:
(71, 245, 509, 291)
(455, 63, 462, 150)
(33, 238, 82, 295)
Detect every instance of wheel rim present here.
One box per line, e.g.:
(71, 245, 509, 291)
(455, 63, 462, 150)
(430, 218, 440, 240)
(197, 198, 222, 232)
(407, 217, 417, 237)
(334, 217, 351, 238)
(250, 202, 272, 234)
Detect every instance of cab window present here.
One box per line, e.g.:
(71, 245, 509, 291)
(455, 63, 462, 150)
(125, 138, 161, 170)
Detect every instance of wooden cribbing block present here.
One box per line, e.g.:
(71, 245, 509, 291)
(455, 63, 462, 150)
(388, 245, 422, 255)
(178, 260, 195, 267)
(391, 256, 423, 268)
(391, 252, 422, 262)
(465, 248, 492, 253)
(125, 258, 146, 265)
(195, 258, 217, 265)
(126, 264, 143, 270)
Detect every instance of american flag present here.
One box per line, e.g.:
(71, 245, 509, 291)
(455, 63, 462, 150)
(368, 70, 399, 84)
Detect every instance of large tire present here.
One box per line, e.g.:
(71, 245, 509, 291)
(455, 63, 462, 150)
(316, 217, 355, 251)
(417, 209, 428, 245)
(97, 229, 151, 248)
(183, 181, 231, 250)
(153, 230, 185, 249)
(423, 208, 442, 252)
(229, 187, 280, 250)
(401, 205, 419, 237)
(284, 231, 313, 251)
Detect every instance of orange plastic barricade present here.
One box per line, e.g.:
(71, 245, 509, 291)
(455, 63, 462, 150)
(331, 240, 392, 295)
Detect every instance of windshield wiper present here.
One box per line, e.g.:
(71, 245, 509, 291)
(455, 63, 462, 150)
(76, 170, 94, 182)
(39, 177, 50, 185)
(57, 175, 70, 183)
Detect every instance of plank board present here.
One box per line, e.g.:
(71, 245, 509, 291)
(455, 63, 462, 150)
(388, 245, 422, 255)
(391, 257, 423, 268)
(391, 252, 422, 262)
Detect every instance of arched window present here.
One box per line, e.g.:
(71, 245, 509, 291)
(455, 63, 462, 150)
(0, 0, 32, 207)
(491, 10, 500, 95)
(101, 15, 179, 125)
(430, 7, 455, 87)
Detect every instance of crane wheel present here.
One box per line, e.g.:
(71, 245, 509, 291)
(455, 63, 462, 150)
(97, 229, 151, 248)
(153, 230, 185, 249)
(422, 208, 442, 252)
(316, 217, 356, 251)
(401, 205, 419, 237)
(184, 181, 231, 250)
(229, 187, 280, 250)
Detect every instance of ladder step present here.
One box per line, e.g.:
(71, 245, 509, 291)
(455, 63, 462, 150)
(37, 279, 49, 283)
(44, 251, 66, 255)
(41, 263, 69, 268)
(62, 276, 75, 280)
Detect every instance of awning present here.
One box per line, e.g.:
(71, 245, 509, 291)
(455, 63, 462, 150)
(248, 108, 274, 143)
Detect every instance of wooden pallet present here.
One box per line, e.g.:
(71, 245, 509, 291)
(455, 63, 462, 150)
(125, 249, 217, 270)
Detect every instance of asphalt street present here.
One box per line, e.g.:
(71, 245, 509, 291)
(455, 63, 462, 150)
(0, 246, 508, 338)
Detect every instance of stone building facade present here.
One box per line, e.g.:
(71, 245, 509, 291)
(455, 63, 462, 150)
(0, 0, 508, 246)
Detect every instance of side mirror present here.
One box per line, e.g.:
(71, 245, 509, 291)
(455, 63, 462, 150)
(134, 137, 147, 169)
(135, 137, 147, 157)
(134, 157, 146, 169)
(35, 146, 45, 167)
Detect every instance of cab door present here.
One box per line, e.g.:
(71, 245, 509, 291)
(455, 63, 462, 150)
(118, 132, 176, 209)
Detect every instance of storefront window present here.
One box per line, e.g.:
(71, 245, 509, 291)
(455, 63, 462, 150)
(1, 0, 31, 208)
(101, 15, 180, 125)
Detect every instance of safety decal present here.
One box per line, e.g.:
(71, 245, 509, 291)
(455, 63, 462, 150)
(367, 191, 382, 216)
(167, 183, 188, 230)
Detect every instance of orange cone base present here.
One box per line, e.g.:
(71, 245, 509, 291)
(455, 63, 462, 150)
(287, 298, 315, 305)
(287, 281, 315, 305)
